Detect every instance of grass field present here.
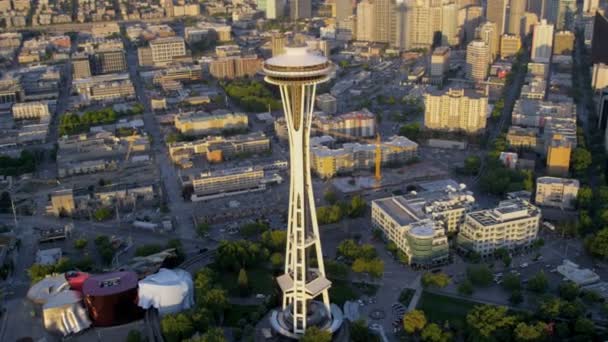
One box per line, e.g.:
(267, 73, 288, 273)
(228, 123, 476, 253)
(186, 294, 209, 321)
(329, 279, 380, 306)
(416, 291, 480, 326)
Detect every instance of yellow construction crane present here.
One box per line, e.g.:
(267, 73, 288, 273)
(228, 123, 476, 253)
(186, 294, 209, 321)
(311, 127, 386, 187)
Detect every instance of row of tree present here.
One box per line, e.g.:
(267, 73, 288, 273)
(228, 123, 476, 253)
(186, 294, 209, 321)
(222, 79, 281, 112)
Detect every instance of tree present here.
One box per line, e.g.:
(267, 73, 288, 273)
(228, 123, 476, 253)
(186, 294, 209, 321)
(348, 195, 367, 217)
(201, 288, 228, 321)
(458, 280, 474, 295)
(240, 221, 269, 238)
(463, 156, 481, 175)
(301, 326, 332, 342)
(421, 323, 452, 342)
(399, 123, 421, 141)
(558, 281, 580, 301)
(514, 322, 546, 341)
(93, 207, 112, 221)
(574, 317, 595, 336)
(577, 186, 593, 208)
(509, 290, 524, 305)
(238, 268, 249, 295)
(194, 327, 227, 342)
(502, 273, 522, 292)
(538, 297, 562, 320)
(324, 190, 337, 204)
(422, 272, 450, 288)
(270, 252, 283, 269)
(350, 319, 380, 342)
(161, 313, 194, 342)
(196, 222, 210, 237)
(466, 305, 517, 341)
(403, 309, 427, 334)
(571, 147, 592, 174)
(466, 264, 493, 287)
(261, 230, 287, 252)
(126, 330, 143, 342)
(527, 271, 549, 293)
(135, 244, 163, 257)
(494, 248, 511, 267)
(74, 238, 88, 250)
(585, 228, 608, 259)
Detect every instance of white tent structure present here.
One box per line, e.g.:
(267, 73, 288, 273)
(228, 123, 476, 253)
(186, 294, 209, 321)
(42, 290, 92, 336)
(27, 275, 69, 304)
(137, 268, 194, 315)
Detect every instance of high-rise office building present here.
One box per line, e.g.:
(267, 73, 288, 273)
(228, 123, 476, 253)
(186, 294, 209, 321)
(466, 39, 490, 81)
(476, 21, 498, 61)
(520, 12, 539, 38)
(290, 0, 311, 20)
(266, 0, 284, 19)
(407, 0, 433, 50)
(257, 0, 267, 13)
(555, 0, 577, 30)
(393, 3, 409, 49)
(553, 30, 574, 55)
(356, 0, 375, 41)
(335, 0, 351, 22)
(271, 34, 286, 56)
(263, 47, 342, 337)
(442, 3, 459, 46)
(373, 0, 396, 43)
(430, 46, 450, 83)
(583, 0, 599, 14)
(487, 0, 507, 36)
(526, 0, 546, 20)
(531, 19, 554, 63)
(508, 0, 527, 35)
(500, 34, 522, 58)
(424, 88, 488, 132)
(464, 5, 483, 43)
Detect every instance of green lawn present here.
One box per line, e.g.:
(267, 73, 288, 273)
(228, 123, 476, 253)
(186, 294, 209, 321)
(217, 266, 276, 297)
(416, 291, 480, 327)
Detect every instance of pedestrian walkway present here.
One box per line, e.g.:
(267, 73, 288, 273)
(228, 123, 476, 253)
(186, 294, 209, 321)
(406, 274, 422, 312)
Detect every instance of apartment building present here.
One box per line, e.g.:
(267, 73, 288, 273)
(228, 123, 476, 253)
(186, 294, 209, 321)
(310, 136, 418, 178)
(174, 111, 248, 136)
(209, 55, 262, 80)
(429, 46, 450, 83)
(465, 40, 490, 81)
(72, 73, 136, 102)
(506, 126, 540, 151)
(458, 198, 541, 256)
(500, 34, 521, 58)
(424, 88, 488, 133)
(316, 93, 337, 114)
(90, 50, 127, 75)
(535, 176, 579, 209)
(547, 134, 572, 177)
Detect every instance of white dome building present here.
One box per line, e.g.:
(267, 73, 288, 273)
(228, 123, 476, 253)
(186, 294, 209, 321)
(137, 268, 194, 315)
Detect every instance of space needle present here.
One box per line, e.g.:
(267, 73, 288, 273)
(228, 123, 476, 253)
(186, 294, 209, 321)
(263, 46, 343, 338)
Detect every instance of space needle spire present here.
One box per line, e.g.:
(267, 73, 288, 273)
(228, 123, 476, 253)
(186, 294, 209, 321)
(264, 46, 343, 338)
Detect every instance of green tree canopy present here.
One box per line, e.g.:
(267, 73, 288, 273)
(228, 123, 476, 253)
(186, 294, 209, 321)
(527, 271, 549, 293)
(466, 264, 493, 287)
(161, 313, 194, 342)
(585, 228, 608, 259)
(514, 322, 546, 341)
(421, 322, 452, 342)
(403, 309, 427, 334)
(571, 147, 592, 174)
(422, 272, 450, 288)
(301, 326, 332, 342)
(466, 305, 517, 341)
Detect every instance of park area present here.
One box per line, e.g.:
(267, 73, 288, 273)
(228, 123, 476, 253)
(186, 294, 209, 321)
(416, 291, 478, 327)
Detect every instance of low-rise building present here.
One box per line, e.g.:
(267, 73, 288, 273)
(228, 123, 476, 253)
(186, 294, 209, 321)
(12, 101, 50, 120)
(546, 134, 572, 177)
(535, 176, 579, 209)
(458, 198, 541, 257)
(168, 132, 270, 166)
(174, 111, 248, 136)
(209, 55, 262, 79)
(316, 93, 337, 114)
(371, 196, 451, 266)
(72, 73, 135, 102)
(181, 166, 282, 201)
(506, 126, 540, 150)
(314, 109, 376, 137)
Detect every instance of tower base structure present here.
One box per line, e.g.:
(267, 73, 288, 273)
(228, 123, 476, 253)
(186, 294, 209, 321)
(269, 301, 344, 339)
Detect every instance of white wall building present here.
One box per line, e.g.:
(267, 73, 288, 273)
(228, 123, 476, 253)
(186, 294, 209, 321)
(531, 19, 554, 63)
